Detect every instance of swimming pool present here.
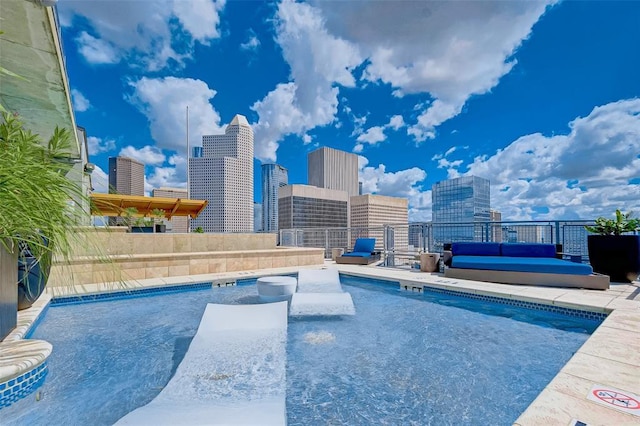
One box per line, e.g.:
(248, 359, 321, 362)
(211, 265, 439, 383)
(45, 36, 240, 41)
(2, 275, 601, 425)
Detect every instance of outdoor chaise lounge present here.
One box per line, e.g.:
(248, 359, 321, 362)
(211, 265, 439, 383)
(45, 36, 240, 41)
(116, 302, 288, 425)
(335, 238, 381, 265)
(289, 268, 355, 316)
(444, 242, 609, 290)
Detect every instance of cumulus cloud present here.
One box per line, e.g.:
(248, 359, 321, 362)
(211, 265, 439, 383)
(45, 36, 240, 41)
(75, 32, 120, 65)
(87, 136, 115, 155)
(458, 98, 640, 219)
(71, 88, 91, 112)
(358, 155, 428, 221)
(60, 0, 226, 70)
(251, 0, 362, 162)
(90, 165, 109, 194)
(119, 145, 166, 166)
(127, 77, 223, 153)
(353, 115, 407, 152)
(312, 0, 555, 141)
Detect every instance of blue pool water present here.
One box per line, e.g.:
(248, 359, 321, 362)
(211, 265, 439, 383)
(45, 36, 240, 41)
(2, 276, 601, 425)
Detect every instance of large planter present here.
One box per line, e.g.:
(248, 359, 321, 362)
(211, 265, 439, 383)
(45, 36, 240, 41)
(155, 224, 167, 233)
(17, 254, 51, 310)
(1, 244, 18, 339)
(587, 235, 640, 283)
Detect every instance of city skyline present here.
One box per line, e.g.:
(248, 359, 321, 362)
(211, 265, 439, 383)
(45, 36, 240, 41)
(59, 1, 640, 222)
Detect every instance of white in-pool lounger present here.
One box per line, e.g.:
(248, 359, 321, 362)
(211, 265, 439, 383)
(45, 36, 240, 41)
(115, 301, 288, 426)
(289, 268, 355, 316)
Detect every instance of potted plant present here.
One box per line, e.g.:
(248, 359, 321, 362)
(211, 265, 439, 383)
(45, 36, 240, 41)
(131, 216, 155, 233)
(151, 208, 167, 233)
(0, 110, 89, 314)
(585, 209, 640, 283)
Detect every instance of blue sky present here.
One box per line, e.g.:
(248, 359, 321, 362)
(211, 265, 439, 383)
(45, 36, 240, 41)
(59, 0, 640, 222)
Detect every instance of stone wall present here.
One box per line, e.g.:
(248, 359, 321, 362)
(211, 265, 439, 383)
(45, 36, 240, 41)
(47, 231, 324, 290)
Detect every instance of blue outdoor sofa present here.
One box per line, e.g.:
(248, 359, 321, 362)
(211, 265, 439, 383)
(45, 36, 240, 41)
(444, 242, 609, 290)
(335, 238, 381, 265)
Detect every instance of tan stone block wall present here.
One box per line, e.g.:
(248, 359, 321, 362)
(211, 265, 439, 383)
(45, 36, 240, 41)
(48, 247, 324, 291)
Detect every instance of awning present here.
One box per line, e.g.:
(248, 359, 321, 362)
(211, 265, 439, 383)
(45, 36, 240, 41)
(90, 193, 208, 219)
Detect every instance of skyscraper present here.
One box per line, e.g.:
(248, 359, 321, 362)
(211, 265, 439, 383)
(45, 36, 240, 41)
(108, 156, 145, 225)
(350, 194, 409, 252)
(189, 114, 254, 233)
(261, 163, 288, 233)
(307, 147, 359, 197)
(254, 202, 263, 232)
(278, 184, 349, 254)
(431, 175, 490, 247)
(108, 156, 145, 196)
(152, 187, 189, 233)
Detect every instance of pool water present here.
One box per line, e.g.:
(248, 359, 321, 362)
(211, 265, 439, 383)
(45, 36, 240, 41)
(2, 276, 601, 425)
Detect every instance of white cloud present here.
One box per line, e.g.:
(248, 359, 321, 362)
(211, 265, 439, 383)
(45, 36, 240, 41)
(60, 0, 226, 70)
(119, 145, 165, 166)
(353, 115, 407, 152)
(71, 88, 91, 112)
(241, 32, 261, 51)
(251, 0, 363, 162)
(127, 77, 223, 153)
(86, 136, 115, 155)
(90, 165, 109, 194)
(75, 32, 120, 65)
(358, 155, 428, 221)
(310, 0, 556, 141)
(458, 98, 640, 219)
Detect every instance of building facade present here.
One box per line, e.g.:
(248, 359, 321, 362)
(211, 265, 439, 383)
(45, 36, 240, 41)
(189, 114, 254, 233)
(490, 209, 502, 242)
(431, 175, 490, 248)
(307, 147, 359, 197)
(254, 202, 263, 232)
(261, 163, 288, 233)
(278, 184, 349, 251)
(350, 194, 409, 252)
(108, 156, 145, 225)
(152, 187, 189, 233)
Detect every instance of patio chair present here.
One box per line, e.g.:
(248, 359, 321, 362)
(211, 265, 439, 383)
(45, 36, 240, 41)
(335, 238, 381, 265)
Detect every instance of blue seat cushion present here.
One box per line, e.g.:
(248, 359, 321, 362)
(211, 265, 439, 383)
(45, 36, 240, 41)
(452, 242, 501, 256)
(451, 255, 593, 275)
(501, 243, 556, 258)
(352, 238, 376, 253)
(342, 251, 372, 258)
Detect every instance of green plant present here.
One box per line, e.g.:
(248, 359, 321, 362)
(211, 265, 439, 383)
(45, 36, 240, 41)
(0, 110, 87, 268)
(585, 209, 640, 236)
(121, 207, 138, 227)
(193, 226, 204, 233)
(151, 208, 166, 224)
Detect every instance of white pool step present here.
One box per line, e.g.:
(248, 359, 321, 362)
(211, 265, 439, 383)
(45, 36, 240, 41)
(290, 268, 355, 316)
(115, 302, 288, 425)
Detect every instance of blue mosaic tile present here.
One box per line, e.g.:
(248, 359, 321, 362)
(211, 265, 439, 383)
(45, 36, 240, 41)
(0, 362, 48, 410)
(51, 282, 214, 306)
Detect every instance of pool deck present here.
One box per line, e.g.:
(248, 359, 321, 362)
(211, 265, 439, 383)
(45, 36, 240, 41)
(4, 262, 640, 425)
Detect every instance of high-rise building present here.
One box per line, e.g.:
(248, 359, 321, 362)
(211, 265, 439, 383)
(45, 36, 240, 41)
(278, 184, 349, 253)
(152, 187, 189, 233)
(189, 114, 254, 233)
(431, 175, 490, 248)
(108, 156, 145, 196)
(350, 194, 409, 252)
(254, 202, 263, 232)
(108, 156, 145, 226)
(261, 163, 288, 233)
(307, 147, 359, 197)
(490, 209, 502, 242)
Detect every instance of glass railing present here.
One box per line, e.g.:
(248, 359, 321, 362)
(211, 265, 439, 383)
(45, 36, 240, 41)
(279, 220, 605, 266)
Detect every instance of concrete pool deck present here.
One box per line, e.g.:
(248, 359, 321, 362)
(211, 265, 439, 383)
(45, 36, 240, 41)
(4, 262, 640, 425)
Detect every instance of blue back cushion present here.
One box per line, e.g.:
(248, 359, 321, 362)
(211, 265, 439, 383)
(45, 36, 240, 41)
(500, 243, 556, 258)
(451, 242, 501, 256)
(353, 238, 376, 253)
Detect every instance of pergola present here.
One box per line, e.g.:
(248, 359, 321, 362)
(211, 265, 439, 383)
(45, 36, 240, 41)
(90, 194, 207, 219)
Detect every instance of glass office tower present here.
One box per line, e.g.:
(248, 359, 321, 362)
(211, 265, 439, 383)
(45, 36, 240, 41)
(261, 163, 288, 232)
(431, 175, 490, 248)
